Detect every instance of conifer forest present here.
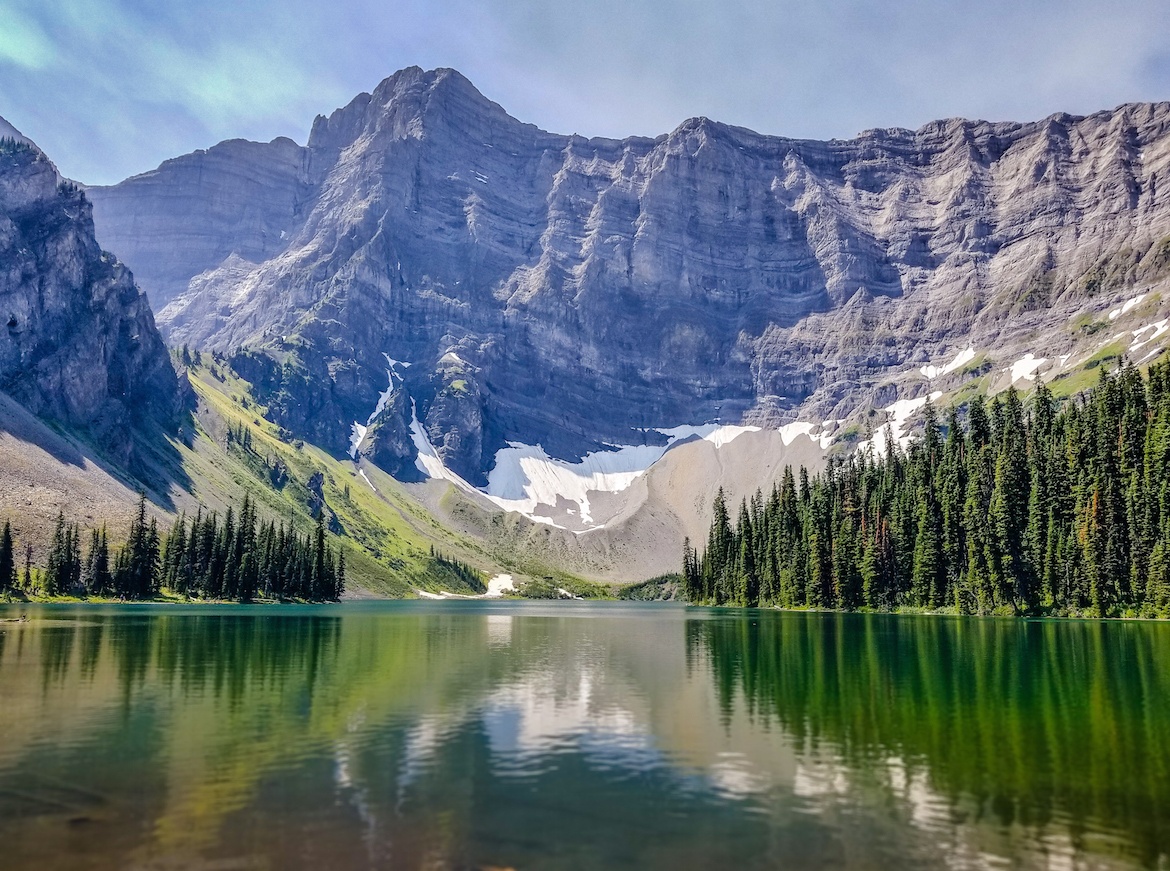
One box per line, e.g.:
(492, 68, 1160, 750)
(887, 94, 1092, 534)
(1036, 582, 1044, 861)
(684, 363, 1170, 617)
(0, 495, 345, 602)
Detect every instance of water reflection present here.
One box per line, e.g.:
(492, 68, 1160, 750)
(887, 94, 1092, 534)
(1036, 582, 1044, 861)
(689, 611, 1170, 868)
(0, 603, 1166, 870)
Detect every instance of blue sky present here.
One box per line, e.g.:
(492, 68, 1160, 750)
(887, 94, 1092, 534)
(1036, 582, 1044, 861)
(2, 0, 1170, 184)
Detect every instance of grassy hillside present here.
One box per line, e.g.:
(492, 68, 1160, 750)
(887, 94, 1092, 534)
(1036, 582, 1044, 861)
(1, 352, 607, 599)
(175, 355, 614, 596)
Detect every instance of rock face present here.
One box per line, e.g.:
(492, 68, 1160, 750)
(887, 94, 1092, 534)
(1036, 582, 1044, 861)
(87, 68, 1170, 486)
(0, 120, 184, 463)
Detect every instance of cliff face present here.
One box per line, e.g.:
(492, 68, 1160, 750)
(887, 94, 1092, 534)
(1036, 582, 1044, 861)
(88, 68, 1170, 485)
(0, 122, 183, 463)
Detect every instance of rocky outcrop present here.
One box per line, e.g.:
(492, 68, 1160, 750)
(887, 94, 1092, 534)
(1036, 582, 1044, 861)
(0, 121, 184, 463)
(87, 68, 1170, 482)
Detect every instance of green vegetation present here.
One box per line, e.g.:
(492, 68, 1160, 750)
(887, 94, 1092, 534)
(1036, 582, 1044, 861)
(0, 521, 15, 595)
(174, 353, 502, 596)
(1076, 236, 1170, 297)
(692, 612, 1170, 863)
(5, 494, 343, 602)
(1070, 311, 1109, 336)
(521, 574, 610, 599)
(685, 361, 1170, 617)
(617, 573, 682, 600)
(428, 547, 486, 593)
(0, 136, 35, 156)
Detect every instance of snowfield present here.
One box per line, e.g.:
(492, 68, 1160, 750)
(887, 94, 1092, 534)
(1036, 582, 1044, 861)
(1109, 293, 1147, 321)
(920, 346, 976, 380)
(1132, 319, 1169, 350)
(858, 392, 942, 458)
(402, 412, 837, 533)
(1008, 353, 1048, 383)
(349, 354, 406, 458)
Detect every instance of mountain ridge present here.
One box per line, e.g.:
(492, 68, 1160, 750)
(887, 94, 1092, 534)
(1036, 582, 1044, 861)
(0, 116, 186, 466)
(85, 69, 1170, 547)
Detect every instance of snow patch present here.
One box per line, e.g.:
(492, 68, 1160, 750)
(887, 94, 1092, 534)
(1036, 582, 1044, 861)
(1008, 353, 1047, 383)
(920, 346, 976, 380)
(412, 414, 835, 533)
(350, 355, 409, 459)
(654, 423, 760, 449)
(858, 392, 942, 457)
(484, 442, 667, 526)
(485, 574, 515, 597)
(411, 575, 514, 601)
(1109, 293, 1147, 321)
(410, 400, 464, 484)
(1139, 346, 1166, 363)
(349, 423, 367, 459)
(371, 381, 395, 422)
(358, 469, 377, 492)
(778, 421, 816, 446)
(1131, 319, 1169, 350)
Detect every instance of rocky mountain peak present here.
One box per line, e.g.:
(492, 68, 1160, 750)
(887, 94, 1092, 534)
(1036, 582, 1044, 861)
(86, 70, 1170, 503)
(0, 115, 34, 149)
(0, 124, 185, 464)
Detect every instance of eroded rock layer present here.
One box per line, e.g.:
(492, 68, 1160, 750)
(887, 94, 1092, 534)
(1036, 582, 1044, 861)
(1, 121, 183, 463)
(87, 68, 1170, 483)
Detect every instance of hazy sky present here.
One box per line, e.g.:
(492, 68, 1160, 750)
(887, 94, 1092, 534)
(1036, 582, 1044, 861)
(3, 0, 1170, 184)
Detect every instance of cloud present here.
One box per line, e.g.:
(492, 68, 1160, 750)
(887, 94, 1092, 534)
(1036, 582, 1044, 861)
(0, 9, 56, 69)
(1, 0, 1168, 184)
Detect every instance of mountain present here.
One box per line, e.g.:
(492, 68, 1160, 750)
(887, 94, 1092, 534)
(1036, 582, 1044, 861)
(86, 68, 1170, 550)
(0, 118, 185, 465)
(0, 115, 579, 595)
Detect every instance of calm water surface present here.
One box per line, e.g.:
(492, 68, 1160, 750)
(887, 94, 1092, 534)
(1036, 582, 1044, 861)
(0, 602, 1167, 870)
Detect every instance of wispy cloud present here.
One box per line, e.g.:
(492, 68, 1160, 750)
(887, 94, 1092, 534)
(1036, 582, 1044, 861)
(1, 0, 1168, 184)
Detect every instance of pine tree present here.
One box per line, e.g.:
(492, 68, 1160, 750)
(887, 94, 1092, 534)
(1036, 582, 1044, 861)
(84, 527, 111, 595)
(686, 361, 1170, 620)
(44, 512, 69, 596)
(0, 520, 15, 594)
(313, 511, 328, 601)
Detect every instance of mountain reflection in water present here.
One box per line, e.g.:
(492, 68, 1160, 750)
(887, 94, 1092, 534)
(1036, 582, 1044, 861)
(0, 602, 1166, 870)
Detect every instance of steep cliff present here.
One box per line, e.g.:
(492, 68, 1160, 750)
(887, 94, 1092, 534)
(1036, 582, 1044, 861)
(0, 120, 184, 464)
(87, 68, 1170, 525)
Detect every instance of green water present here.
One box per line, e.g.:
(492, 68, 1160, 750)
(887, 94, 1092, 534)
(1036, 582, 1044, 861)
(0, 603, 1167, 870)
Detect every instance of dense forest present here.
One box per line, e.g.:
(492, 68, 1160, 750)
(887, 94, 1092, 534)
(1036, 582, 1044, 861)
(684, 362, 1170, 617)
(0, 495, 344, 602)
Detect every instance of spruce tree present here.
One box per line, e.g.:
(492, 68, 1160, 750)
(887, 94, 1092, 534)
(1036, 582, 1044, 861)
(0, 521, 15, 595)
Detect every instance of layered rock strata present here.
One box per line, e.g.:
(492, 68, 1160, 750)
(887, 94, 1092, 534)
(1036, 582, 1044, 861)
(87, 68, 1170, 486)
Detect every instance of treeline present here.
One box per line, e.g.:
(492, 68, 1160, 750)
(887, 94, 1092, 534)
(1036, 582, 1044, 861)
(684, 362, 1170, 617)
(0, 495, 344, 602)
(428, 547, 486, 593)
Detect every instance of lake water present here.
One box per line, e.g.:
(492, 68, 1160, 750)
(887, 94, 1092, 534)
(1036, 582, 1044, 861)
(0, 602, 1167, 870)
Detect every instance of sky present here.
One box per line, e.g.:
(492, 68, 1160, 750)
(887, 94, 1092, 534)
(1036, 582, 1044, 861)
(2, 0, 1170, 185)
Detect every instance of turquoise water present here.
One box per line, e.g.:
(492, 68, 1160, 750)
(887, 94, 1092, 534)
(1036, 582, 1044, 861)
(0, 602, 1167, 869)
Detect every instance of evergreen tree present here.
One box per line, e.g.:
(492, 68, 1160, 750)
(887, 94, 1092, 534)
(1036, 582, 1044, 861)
(688, 361, 1170, 620)
(84, 527, 111, 595)
(0, 520, 15, 594)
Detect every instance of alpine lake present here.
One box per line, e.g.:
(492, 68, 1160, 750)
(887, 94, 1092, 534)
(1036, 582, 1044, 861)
(0, 601, 1167, 870)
